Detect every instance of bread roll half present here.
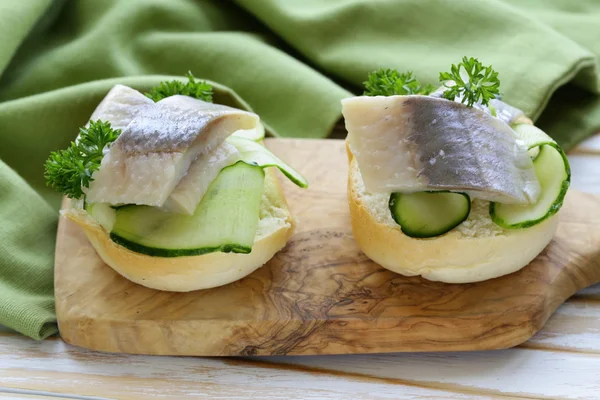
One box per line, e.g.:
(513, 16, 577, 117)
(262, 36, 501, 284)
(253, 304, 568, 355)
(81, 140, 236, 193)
(64, 168, 294, 292)
(347, 146, 558, 283)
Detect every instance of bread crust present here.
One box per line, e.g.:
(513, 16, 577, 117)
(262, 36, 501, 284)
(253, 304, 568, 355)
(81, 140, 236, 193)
(347, 143, 559, 283)
(64, 168, 294, 292)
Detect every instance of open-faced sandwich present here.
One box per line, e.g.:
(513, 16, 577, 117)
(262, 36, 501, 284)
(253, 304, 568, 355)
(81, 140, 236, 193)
(45, 73, 307, 292)
(342, 57, 570, 283)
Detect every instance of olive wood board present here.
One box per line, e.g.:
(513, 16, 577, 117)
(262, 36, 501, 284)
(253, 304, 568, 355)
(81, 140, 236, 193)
(55, 138, 600, 356)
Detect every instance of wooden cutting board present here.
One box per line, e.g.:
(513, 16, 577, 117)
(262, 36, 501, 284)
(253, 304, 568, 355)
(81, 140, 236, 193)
(55, 138, 600, 356)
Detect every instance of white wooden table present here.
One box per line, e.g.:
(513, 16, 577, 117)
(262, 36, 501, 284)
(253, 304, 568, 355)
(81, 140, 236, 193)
(1, 134, 600, 400)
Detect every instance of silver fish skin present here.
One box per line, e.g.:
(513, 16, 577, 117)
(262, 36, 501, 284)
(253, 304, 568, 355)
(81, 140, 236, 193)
(86, 94, 259, 206)
(342, 95, 541, 204)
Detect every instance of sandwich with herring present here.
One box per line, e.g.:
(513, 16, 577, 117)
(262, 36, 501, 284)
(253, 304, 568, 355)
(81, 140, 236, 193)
(342, 58, 570, 283)
(45, 73, 307, 292)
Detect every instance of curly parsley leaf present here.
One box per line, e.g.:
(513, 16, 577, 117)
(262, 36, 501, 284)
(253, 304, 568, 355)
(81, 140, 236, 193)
(419, 83, 436, 96)
(44, 120, 121, 199)
(145, 71, 213, 103)
(439, 56, 500, 107)
(363, 69, 434, 96)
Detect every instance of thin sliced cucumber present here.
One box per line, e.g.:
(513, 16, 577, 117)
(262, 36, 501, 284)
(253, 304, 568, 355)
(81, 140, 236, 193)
(528, 146, 540, 160)
(85, 202, 117, 232)
(512, 123, 555, 149)
(110, 161, 265, 257)
(512, 124, 555, 160)
(490, 143, 570, 229)
(226, 136, 308, 188)
(389, 191, 471, 238)
(231, 122, 266, 141)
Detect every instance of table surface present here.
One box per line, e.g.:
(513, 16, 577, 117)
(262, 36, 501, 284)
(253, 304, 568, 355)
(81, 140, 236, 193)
(2, 134, 600, 400)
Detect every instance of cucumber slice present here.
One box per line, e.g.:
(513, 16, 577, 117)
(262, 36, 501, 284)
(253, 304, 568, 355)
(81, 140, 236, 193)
(512, 124, 555, 149)
(226, 136, 308, 188)
(85, 202, 117, 232)
(490, 144, 570, 229)
(110, 161, 265, 257)
(231, 122, 266, 141)
(389, 191, 471, 238)
(528, 146, 540, 160)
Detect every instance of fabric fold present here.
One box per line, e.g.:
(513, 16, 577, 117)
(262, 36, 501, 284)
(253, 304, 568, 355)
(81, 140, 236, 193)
(0, 0, 52, 75)
(235, 0, 600, 146)
(0, 161, 57, 340)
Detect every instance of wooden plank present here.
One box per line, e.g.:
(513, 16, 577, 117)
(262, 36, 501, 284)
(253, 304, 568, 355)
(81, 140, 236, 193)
(0, 326, 15, 334)
(0, 333, 514, 400)
(0, 395, 70, 400)
(523, 299, 600, 353)
(570, 133, 600, 155)
(567, 154, 600, 194)
(0, 389, 96, 400)
(260, 348, 600, 400)
(573, 283, 600, 300)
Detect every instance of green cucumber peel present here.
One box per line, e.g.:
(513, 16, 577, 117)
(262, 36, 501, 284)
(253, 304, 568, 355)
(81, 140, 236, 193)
(231, 122, 266, 142)
(226, 136, 308, 188)
(108, 233, 252, 257)
(490, 142, 571, 229)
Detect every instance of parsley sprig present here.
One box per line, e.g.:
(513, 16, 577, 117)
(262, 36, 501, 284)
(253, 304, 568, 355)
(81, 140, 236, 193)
(362, 56, 500, 107)
(44, 120, 121, 199)
(363, 69, 434, 96)
(145, 71, 213, 103)
(439, 56, 500, 107)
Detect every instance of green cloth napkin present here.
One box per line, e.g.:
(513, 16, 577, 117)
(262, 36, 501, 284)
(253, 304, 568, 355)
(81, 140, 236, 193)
(1, 0, 599, 340)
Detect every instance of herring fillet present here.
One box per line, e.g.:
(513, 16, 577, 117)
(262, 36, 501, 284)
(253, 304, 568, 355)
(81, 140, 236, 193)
(88, 84, 153, 130)
(160, 142, 241, 215)
(86, 94, 259, 206)
(489, 99, 528, 126)
(342, 95, 541, 204)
